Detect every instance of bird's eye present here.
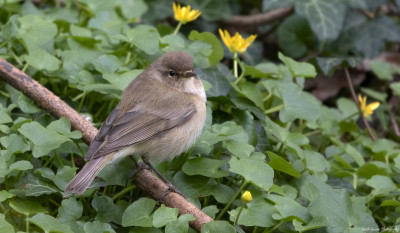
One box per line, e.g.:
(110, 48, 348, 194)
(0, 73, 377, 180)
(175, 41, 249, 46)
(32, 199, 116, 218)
(168, 71, 176, 77)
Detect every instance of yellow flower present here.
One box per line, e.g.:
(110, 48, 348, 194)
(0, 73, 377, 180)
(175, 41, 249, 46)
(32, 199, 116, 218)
(173, 2, 201, 24)
(358, 94, 380, 117)
(219, 29, 257, 54)
(241, 191, 252, 203)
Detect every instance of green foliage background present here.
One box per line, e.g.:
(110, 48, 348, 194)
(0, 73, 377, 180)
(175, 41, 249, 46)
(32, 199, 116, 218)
(0, 0, 400, 232)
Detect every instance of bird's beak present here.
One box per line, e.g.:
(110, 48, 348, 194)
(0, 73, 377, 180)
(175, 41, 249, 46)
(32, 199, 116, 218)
(184, 71, 197, 78)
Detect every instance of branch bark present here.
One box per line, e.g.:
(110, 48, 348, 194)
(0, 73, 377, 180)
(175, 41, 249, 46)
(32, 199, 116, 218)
(0, 57, 212, 232)
(220, 6, 294, 27)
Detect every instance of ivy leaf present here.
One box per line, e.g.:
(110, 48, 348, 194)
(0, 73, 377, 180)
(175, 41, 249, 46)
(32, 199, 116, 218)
(201, 221, 236, 233)
(189, 30, 224, 66)
(315, 57, 361, 75)
(0, 105, 12, 124)
(28, 213, 74, 233)
(267, 151, 301, 178)
(103, 70, 142, 92)
(23, 49, 60, 71)
(14, 173, 59, 196)
(228, 190, 277, 227)
(370, 60, 394, 80)
(277, 15, 313, 59)
(125, 25, 160, 55)
(229, 157, 274, 190)
(17, 15, 57, 52)
(279, 82, 321, 123)
(57, 198, 83, 223)
(351, 16, 400, 58)
(9, 199, 48, 216)
(84, 221, 116, 233)
(294, 0, 346, 41)
(122, 198, 156, 227)
(0, 213, 14, 233)
(279, 52, 317, 78)
(152, 205, 179, 228)
(18, 121, 71, 158)
(182, 157, 229, 178)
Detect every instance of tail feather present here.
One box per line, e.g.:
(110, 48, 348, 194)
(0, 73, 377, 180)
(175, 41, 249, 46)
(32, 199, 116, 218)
(64, 153, 114, 194)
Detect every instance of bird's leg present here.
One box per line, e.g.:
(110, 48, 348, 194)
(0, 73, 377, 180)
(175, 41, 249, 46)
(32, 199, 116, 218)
(125, 156, 142, 186)
(143, 159, 183, 197)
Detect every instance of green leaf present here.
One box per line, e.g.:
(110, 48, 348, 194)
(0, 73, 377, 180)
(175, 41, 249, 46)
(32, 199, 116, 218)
(316, 57, 361, 75)
(0, 213, 14, 233)
(360, 87, 387, 102)
(48, 117, 82, 139)
(103, 70, 142, 92)
(187, 0, 231, 21)
(344, 144, 365, 167)
(380, 199, 400, 207)
(165, 214, 194, 233)
(294, 0, 346, 41)
(17, 94, 40, 113)
(28, 213, 74, 233)
(228, 190, 277, 227)
(92, 196, 124, 225)
(351, 16, 400, 58)
(189, 30, 224, 66)
(390, 82, 400, 96)
(9, 199, 48, 215)
(201, 220, 236, 233)
(15, 173, 59, 196)
(125, 25, 160, 55)
(293, 216, 328, 232)
(182, 157, 229, 178)
(268, 194, 310, 222)
(365, 175, 397, 197)
(0, 134, 30, 155)
(122, 198, 156, 227)
(370, 60, 394, 80)
(198, 64, 233, 97)
(84, 221, 116, 233)
(152, 205, 178, 228)
(91, 54, 121, 74)
(18, 121, 71, 158)
(17, 15, 57, 52)
(263, 0, 293, 11)
(57, 198, 83, 223)
(0, 190, 14, 202)
(279, 82, 321, 123)
(279, 52, 317, 78)
(116, 0, 147, 21)
(229, 157, 274, 190)
(202, 205, 219, 219)
(70, 24, 92, 38)
(24, 49, 60, 71)
(0, 105, 12, 124)
(225, 141, 255, 158)
(239, 81, 265, 110)
(267, 151, 301, 178)
(277, 15, 313, 58)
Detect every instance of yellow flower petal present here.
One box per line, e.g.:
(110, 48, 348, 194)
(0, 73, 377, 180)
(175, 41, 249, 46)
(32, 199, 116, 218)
(358, 94, 380, 117)
(172, 2, 201, 24)
(219, 28, 257, 54)
(241, 191, 252, 203)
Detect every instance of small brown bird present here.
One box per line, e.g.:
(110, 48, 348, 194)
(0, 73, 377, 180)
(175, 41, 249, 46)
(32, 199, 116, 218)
(65, 51, 207, 194)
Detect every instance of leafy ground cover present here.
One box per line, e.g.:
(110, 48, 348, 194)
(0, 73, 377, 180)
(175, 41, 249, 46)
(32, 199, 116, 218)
(0, 0, 400, 232)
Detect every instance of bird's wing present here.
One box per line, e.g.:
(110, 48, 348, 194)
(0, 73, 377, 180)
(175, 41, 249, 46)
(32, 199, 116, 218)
(84, 99, 197, 161)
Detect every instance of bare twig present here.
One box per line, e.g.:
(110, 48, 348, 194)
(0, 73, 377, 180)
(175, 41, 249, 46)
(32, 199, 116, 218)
(220, 6, 293, 27)
(390, 112, 400, 137)
(0, 57, 212, 232)
(344, 68, 376, 141)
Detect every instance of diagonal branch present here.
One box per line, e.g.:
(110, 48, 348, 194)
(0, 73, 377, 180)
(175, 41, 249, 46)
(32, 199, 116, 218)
(0, 57, 212, 232)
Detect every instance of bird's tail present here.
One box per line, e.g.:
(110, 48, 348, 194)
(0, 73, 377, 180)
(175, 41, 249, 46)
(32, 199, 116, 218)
(64, 153, 115, 194)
